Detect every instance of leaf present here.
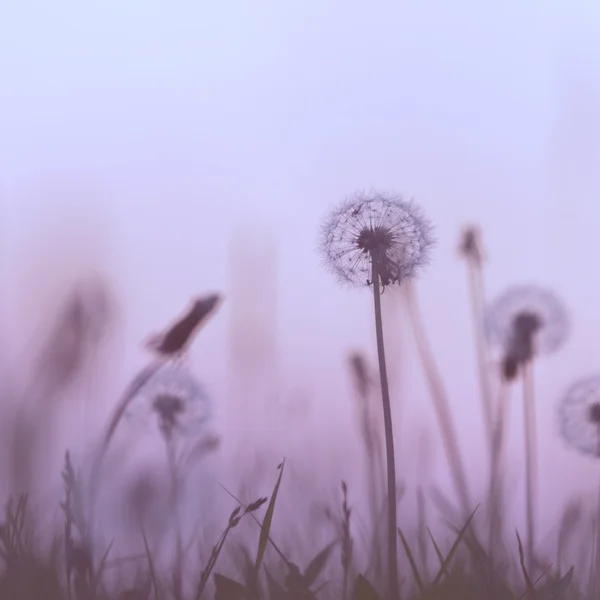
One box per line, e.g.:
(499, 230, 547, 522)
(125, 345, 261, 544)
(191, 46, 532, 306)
(303, 540, 338, 587)
(352, 574, 381, 600)
(516, 531, 536, 598)
(253, 461, 285, 583)
(398, 528, 425, 594)
(214, 574, 246, 600)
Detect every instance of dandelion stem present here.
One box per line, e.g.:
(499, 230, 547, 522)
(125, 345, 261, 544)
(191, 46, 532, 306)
(522, 361, 537, 571)
(404, 282, 472, 519)
(488, 380, 510, 557)
(466, 258, 494, 442)
(165, 435, 184, 600)
(371, 264, 399, 600)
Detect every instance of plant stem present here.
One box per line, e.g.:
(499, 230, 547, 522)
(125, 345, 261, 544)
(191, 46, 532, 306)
(488, 381, 509, 557)
(371, 266, 399, 600)
(165, 434, 184, 600)
(466, 259, 494, 443)
(522, 361, 537, 571)
(404, 283, 472, 519)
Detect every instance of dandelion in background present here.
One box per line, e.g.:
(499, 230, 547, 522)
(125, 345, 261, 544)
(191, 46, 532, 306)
(558, 375, 600, 458)
(126, 362, 213, 597)
(486, 284, 569, 571)
(486, 285, 568, 382)
(320, 191, 434, 599)
(126, 362, 212, 441)
(557, 375, 600, 590)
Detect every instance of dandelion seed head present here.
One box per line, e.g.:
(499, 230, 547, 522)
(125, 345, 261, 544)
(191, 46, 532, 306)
(126, 363, 211, 439)
(558, 375, 600, 458)
(319, 191, 434, 288)
(485, 285, 569, 357)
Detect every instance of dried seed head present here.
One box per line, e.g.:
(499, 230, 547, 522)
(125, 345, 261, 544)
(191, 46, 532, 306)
(458, 225, 485, 265)
(320, 191, 434, 289)
(558, 376, 600, 458)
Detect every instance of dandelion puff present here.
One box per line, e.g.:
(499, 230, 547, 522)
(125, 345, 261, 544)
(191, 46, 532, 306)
(558, 375, 600, 458)
(319, 191, 434, 289)
(486, 284, 568, 571)
(319, 190, 434, 600)
(485, 285, 569, 381)
(125, 362, 212, 440)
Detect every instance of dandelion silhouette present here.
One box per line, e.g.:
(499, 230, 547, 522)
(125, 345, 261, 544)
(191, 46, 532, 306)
(125, 362, 212, 440)
(320, 191, 434, 599)
(486, 284, 569, 571)
(486, 285, 568, 382)
(558, 376, 600, 458)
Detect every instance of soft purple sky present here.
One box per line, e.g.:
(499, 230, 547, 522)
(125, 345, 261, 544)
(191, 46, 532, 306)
(1, 0, 600, 547)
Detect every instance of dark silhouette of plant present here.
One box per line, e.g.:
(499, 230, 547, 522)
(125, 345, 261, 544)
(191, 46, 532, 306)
(486, 285, 569, 571)
(320, 191, 434, 599)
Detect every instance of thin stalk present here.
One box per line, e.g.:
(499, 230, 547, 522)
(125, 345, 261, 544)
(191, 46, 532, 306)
(488, 381, 510, 557)
(522, 361, 537, 571)
(595, 430, 600, 594)
(371, 265, 399, 600)
(404, 283, 472, 518)
(466, 259, 494, 442)
(165, 434, 184, 600)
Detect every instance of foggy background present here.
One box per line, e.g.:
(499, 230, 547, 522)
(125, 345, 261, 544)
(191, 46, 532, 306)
(1, 0, 600, 549)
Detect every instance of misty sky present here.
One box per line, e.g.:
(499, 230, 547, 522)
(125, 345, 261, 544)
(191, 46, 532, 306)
(1, 0, 600, 539)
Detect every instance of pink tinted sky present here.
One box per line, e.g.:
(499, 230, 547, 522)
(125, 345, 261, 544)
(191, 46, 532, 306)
(1, 0, 600, 539)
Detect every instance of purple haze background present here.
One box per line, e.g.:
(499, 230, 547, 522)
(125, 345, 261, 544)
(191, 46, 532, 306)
(1, 0, 600, 551)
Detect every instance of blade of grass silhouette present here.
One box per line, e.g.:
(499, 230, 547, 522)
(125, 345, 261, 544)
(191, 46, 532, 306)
(432, 506, 479, 586)
(251, 460, 285, 591)
(398, 528, 425, 594)
(87, 361, 163, 550)
(426, 528, 446, 574)
(371, 264, 400, 600)
(404, 282, 472, 520)
(218, 484, 291, 566)
(522, 363, 538, 572)
(516, 531, 536, 598)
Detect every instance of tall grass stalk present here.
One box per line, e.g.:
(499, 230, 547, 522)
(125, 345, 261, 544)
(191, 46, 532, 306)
(404, 282, 472, 519)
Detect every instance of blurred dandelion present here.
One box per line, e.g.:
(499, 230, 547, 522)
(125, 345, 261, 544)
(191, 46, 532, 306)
(558, 375, 600, 590)
(125, 363, 212, 440)
(486, 285, 568, 381)
(486, 284, 569, 571)
(320, 190, 434, 600)
(558, 375, 600, 458)
(125, 362, 212, 596)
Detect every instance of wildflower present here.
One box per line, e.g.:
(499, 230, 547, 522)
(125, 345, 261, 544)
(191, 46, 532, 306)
(558, 375, 600, 457)
(485, 285, 569, 381)
(458, 224, 485, 266)
(126, 362, 212, 440)
(319, 190, 434, 600)
(320, 191, 434, 289)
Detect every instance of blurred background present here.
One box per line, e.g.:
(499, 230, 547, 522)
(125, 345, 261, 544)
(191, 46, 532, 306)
(0, 0, 599, 554)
